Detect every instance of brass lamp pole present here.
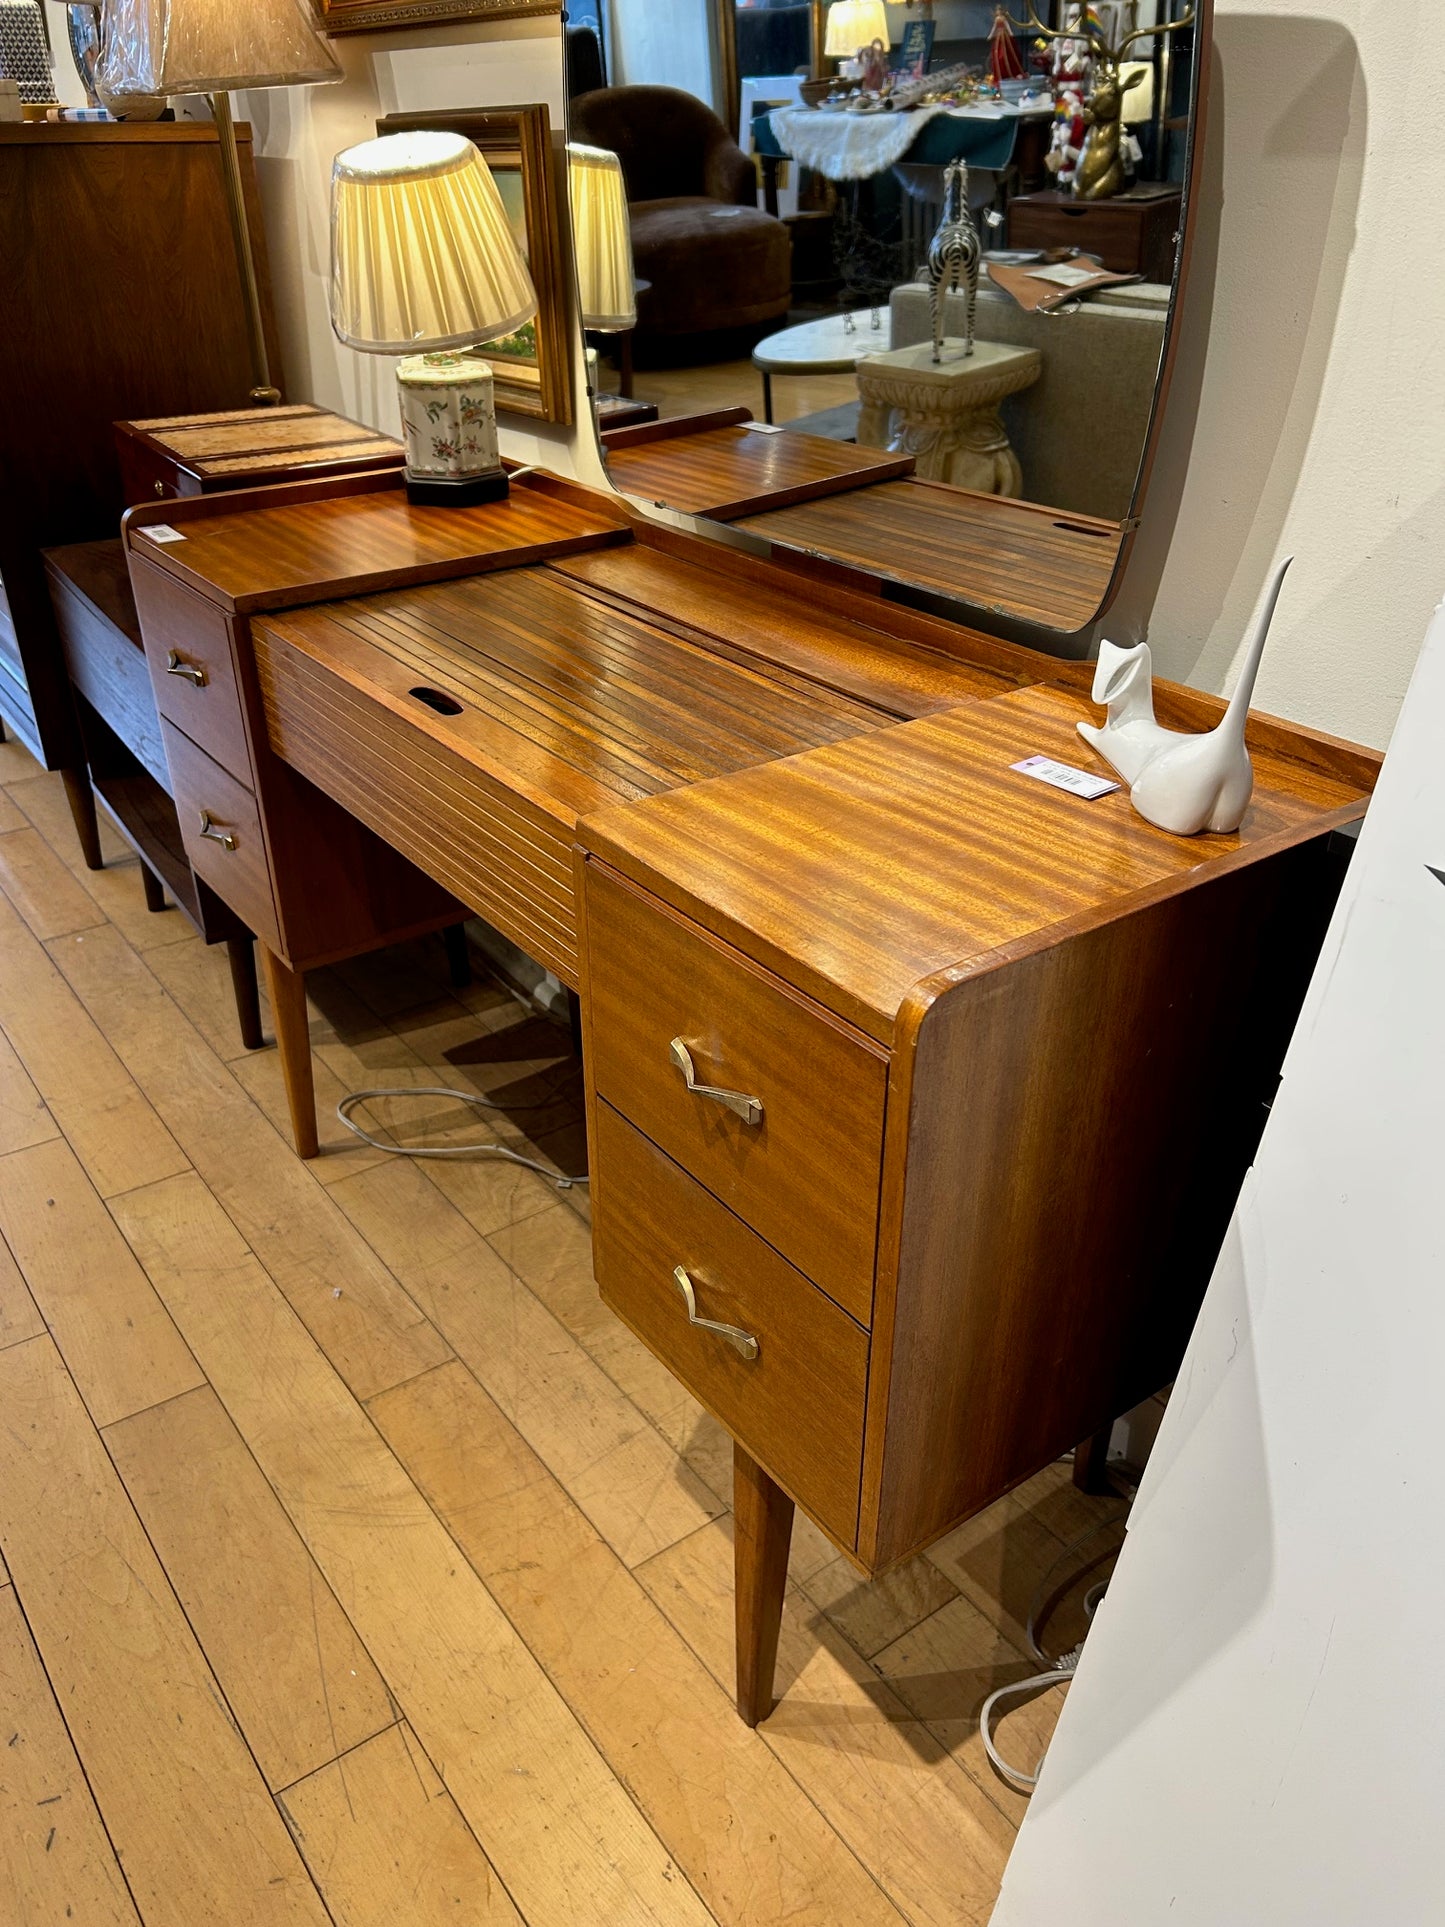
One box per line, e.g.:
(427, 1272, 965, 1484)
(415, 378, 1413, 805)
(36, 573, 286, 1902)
(95, 0, 343, 406)
(209, 92, 281, 405)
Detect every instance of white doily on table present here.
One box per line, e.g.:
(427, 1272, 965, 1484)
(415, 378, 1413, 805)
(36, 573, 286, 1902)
(768, 102, 955, 181)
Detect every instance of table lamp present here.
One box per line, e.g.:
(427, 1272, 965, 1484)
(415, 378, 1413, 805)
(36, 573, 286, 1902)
(97, 0, 342, 406)
(330, 131, 538, 507)
(824, 0, 893, 59)
(567, 143, 635, 334)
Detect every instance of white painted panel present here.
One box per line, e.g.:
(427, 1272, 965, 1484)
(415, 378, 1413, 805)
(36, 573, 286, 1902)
(992, 602, 1445, 1924)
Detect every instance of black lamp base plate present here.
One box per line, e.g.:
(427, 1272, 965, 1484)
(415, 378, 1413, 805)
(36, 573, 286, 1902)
(405, 469, 510, 507)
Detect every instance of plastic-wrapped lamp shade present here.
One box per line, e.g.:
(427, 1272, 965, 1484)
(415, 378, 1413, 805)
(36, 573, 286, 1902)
(824, 0, 892, 57)
(97, 0, 341, 95)
(330, 132, 538, 355)
(568, 144, 635, 333)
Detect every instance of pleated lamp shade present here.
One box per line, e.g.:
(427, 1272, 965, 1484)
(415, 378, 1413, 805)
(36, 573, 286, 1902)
(568, 144, 635, 333)
(97, 0, 342, 95)
(824, 0, 893, 57)
(330, 132, 538, 354)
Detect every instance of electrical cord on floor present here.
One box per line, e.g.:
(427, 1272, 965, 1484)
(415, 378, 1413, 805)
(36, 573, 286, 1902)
(980, 1509, 1128, 1793)
(336, 1086, 589, 1189)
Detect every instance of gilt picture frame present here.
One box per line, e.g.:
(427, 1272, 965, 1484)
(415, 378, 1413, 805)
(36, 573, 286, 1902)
(377, 104, 573, 426)
(324, 1, 560, 34)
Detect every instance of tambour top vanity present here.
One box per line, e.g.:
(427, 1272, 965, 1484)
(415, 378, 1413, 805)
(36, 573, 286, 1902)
(116, 0, 1381, 1724)
(120, 465, 1374, 1722)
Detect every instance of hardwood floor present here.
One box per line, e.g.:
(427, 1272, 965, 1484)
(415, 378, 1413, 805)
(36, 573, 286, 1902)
(599, 356, 861, 429)
(0, 731, 1127, 1927)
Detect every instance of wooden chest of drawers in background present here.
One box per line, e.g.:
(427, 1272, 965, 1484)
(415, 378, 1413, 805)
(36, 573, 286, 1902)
(1007, 185, 1184, 284)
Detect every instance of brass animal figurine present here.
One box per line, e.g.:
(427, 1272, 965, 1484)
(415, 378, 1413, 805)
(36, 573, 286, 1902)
(925, 159, 980, 362)
(1075, 64, 1148, 200)
(1002, 2, 1197, 201)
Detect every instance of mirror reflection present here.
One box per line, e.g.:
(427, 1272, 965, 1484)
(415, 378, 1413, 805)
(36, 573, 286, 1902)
(565, 0, 1203, 642)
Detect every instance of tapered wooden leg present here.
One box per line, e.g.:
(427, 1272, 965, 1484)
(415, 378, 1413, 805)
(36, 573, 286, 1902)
(258, 945, 318, 1159)
(60, 767, 103, 870)
(227, 937, 263, 1053)
(443, 922, 471, 988)
(734, 1442, 793, 1727)
(141, 863, 166, 913)
(1073, 1420, 1117, 1495)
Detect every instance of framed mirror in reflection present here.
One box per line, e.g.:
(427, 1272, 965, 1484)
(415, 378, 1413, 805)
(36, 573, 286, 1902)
(565, 0, 1210, 650)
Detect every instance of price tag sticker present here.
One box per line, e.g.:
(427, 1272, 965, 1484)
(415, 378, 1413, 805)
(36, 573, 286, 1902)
(1011, 754, 1119, 801)
(142, 524, 187, 544)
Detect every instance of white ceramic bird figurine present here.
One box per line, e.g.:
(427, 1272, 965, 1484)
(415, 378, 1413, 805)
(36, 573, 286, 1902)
(1078, 556, 1294, 836)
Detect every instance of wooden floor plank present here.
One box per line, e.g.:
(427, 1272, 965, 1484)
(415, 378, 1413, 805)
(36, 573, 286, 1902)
(278, 1723, 525, 1927)
(639, 1518, 1016, 1927)
(0, 827, 105, 942)
(0, 896, 189, 1199)
(0, 1026, 57, 1159)
(872, 1594, 1066, 1828)
(0, 1335, 330, 1927)
(0, 1228, 43, 1354)
(800, 1546, 961, 1661)
(0, 1582, 142, 1927)
(48, 923, 453, 1402)
(329, 1157, 723, 1568)
(0, 1138, 202, 1427)
(111, 1171, 719, 1927)
(0, 788, 24, 835)
(371, 1356, 909, 1927)
(105, 1384, 398, 1792)
(8, 774, 192, 958)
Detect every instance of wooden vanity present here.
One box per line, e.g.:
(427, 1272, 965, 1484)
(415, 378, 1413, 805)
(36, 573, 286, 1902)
(121, 466, 1376, 1723)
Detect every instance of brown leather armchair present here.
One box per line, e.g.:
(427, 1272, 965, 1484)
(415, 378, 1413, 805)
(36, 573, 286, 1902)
(570, 86, 792, 339)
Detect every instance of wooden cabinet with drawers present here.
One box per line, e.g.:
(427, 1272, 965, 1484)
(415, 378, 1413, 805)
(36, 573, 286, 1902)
(579, 682, 1371, 1721)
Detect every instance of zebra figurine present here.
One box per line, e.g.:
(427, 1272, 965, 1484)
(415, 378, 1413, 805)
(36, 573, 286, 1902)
(925, 160, 981, 363)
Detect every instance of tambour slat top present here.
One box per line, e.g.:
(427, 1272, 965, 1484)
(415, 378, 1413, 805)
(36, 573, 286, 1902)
(549, 546, 1024, 717)
(604, 423, 913, 520)
(582, 682, 1372, 1044)
(124, 484, 631, 613)
(737, 480, 1124, 631)
(254, 562, 896, 827)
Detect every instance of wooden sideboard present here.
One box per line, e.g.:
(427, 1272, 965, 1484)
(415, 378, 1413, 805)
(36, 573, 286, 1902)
(121, 469, 1377, 1722)
(0, 122, 279, 864)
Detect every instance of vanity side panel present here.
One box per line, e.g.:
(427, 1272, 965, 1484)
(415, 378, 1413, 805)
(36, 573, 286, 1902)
(861, 834, 1342, 1570)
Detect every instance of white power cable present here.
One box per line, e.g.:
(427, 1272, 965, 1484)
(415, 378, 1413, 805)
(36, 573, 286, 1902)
(980, 1642, 1085, 1792)
(981, 1509, 1127, 1792)
(336, 1085, 589, 1188)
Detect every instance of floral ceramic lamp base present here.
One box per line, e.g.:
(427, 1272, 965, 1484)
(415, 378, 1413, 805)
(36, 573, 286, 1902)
(396, 350, 508, 506)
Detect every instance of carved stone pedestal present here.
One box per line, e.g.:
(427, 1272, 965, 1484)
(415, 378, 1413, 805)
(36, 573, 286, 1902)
(856, 340, 1042, 494)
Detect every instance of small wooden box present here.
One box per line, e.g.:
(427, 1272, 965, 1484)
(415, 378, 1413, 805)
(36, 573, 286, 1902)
(1007, 185, 1184, 285)
(115, 404, 404, 508)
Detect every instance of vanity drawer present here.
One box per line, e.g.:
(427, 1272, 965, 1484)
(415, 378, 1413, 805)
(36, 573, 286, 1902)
(593, 1100, 868, 1545)
(585, 864, 886, 1325)
(130, 554, 253, 780)
(160, 720, 280, 951)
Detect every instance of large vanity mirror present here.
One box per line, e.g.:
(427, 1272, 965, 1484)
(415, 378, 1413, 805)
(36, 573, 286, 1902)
(564, 0, 1209, 647)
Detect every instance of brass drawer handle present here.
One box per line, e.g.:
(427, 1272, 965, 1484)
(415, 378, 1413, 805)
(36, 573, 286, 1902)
(166, 650, 206, 688)
(197, 810, 237, 852)
(673, 1266, 759, 1361)
(669, 1039, 763, 1127)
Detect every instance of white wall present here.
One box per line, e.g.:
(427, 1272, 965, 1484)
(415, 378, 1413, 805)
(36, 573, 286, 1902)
(606, 0, 717, 107)
(990, 597, 1445, 1926)
(1109, 0, 1441, 751)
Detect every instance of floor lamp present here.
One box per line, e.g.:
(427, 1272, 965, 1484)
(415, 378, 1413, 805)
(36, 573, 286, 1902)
(98, 0, 342, 405)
